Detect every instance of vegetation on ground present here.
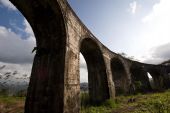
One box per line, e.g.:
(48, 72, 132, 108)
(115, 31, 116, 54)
(0, 95, 25, 113)
(1, 90, 170, 113)
(81, 90, 170, 113)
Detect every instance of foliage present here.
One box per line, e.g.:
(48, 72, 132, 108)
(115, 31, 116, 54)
(1, 90, 170, 112)
(134, 81, 143, 92)
(81, 91, 90, 107)
(81, 92, 117, 113)
(81, 90, 170, 113)
(0, 88, 8, 96)
(102, 99, 117, 108)
(115, 90, 170, 113)
(118, 52, 139, 61)
(116, 88, 126, 96)
(161, 59, 170, 65)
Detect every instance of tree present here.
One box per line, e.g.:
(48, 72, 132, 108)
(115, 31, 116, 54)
(118, 52, 139, 61)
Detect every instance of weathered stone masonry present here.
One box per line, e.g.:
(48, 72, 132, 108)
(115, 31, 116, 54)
(9, 0, 170, 113)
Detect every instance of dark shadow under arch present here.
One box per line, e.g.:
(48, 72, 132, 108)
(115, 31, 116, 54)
(9, 0, 67, 113)
(148, 69, 165, 91)
(80, 38, 110, 104)
(130, 65, 152, 93)
(162, 72, 170, 89)
(111, 58, 129, 95)
(147, 72, 155, 90)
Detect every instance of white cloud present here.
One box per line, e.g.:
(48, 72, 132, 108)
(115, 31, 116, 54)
(142, 0, 170, 23)
(80, 68, 88, 83)
(138, 0, 170, 64)
(129, 1, 137, 14)
(0, 16, 35, 78)
(0, 24, 35, 64)
(141, 0, 170, 47)
(141, 43, 170, 64)
(23, 19, 34, 37)
(80, 53, 86, 69)
(80, 53, 88, 83)
(152, 43, 170, 60)
(0, 0, 16, 10)
(0, 62, 32, 76)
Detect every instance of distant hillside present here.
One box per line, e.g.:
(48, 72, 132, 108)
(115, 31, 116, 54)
(0, 65, 89, 95)
(0, 65, 29, 96)
(161, 59, 170, 65)
(80, 82, 88, 92)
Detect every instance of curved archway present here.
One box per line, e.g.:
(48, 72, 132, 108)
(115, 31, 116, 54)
(111, 58, 129, 95)
(148, 70, 165, 91)
(147, 72, 155, 90)
(9, 1, 67, 113)
(80, 38, 110, 104)
(130, 65, 152, 93)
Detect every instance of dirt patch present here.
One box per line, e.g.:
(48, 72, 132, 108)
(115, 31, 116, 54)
(111, 105, 138, 113)
(0, 98, 24, 113)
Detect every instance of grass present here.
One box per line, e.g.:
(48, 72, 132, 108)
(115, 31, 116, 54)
(1, 90, 170, 113)
(0, 95, 25, 113)
(81, 90, 170, 113)
(81, 98, 117, 113)
(80, 92, 118, 113)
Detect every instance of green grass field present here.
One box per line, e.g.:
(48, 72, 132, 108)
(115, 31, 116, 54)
(81, 90, 170, 113)
(1, 90, 170, 113)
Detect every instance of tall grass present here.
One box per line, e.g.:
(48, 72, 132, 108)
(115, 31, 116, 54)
(80, 91, 117, 113)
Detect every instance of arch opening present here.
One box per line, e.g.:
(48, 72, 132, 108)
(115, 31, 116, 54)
(80, 38, 110, 104)
(111, 58, 129, 95)
(148, 70, 165, 91)
(0, 8, 35, 98)
(79, 53, 89, 107)
(147, 72, 155, 90)
(130, 66, 152, 93)
(80, 53, 88, 84)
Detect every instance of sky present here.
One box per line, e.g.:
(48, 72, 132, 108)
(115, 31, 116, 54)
(0, 0, 170, 83)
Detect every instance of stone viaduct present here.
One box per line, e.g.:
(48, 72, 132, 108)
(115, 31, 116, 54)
(9, 0, 170, 113)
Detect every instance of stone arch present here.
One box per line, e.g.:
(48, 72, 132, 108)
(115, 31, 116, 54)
(9, 0, 67, 113)
(80, 38, 110, 104)
(130, 65, 152, 93)
(148, 69, 165, 91)
(147, 72, 155, 90)
(111, 57, 129, 95)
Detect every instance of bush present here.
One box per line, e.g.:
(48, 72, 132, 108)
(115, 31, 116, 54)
(81, 92, 90, 108)
(102, 99, 117, 108)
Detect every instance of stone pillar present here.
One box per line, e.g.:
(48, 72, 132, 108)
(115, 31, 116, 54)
(103, 55, 115, 99)
(64, 48, 80, 113)
(24, 46, 80, 113)
(25, 47, 67, 113)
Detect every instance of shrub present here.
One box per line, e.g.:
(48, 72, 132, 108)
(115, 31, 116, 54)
(102, 99, 117, 108)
